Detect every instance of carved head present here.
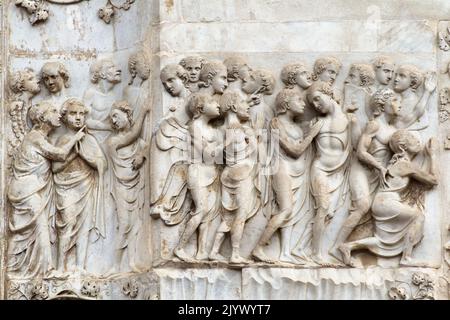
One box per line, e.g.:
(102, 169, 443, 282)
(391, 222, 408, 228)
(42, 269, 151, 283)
(220, 90, 250, 121)
(242, 69, 275, 95)
(275, 89, 305, 116)
(29, 100, 61, 128)
(389, 129, 422, 156)
(110, 100, 134, 131)
(313, 57, 342, 85)
(41, 62, 70, 94)
(90, 59, 122, 85)
(306, 81, 338, 114)
(179, 56, 206, 83)
(187, 93, 221, 120)
(61, 98, 89, 130)
(373, 56, 395, 85)
(10, 68, 41, 95)
(280, 63, 312, 89)
(160, 64, 188, 97)
(394, 65, 423, 93)
(128, 50, 151, 84)
(370, 88, 400, 117)
(199, 61, 228, 94)
(223, 56, 251, 82)
(345, 64, 376, 87)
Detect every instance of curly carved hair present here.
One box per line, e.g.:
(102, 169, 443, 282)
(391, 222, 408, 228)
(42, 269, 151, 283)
(60, 98, 90, 121)
(28, 100, 54, 126)
(349, 63, 376, 87)
(250, 69, 276, 95)
(199, 61, 227, 87)
(9, 68, 38, 94)
(187, 93, 214, 119)
(110, 100, 134, 127)
(275, 89, 302, 115)
(370, 88, 396, 116)
(41, 62, 70, 88)
(223, 56, 250, 82)
(219, 90, 242, 114)
(312, 57, 342, 81)
(389, 129, 422, 156)
(306, 80, 340, 105)
(397, 65, 424, 90)
(128, 50, 151, 84)
(373, 55, 395, 69)
(179, 56, 206, 70)
(160, 63, 189, 85)
(280, 63, 309, 89)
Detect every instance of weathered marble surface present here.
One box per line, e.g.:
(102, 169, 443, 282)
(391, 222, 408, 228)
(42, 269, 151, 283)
(0, 0, 449, 300)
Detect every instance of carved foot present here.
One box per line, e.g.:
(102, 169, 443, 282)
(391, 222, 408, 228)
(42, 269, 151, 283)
(279, 253, 304, 265)
(338, 245, 352, 266)
(230, 255, 253, 265)
(399, 257, 430, 268)
(252, 247, 276, 264)
(209, 252, 228, 262)
(195, 251, 209, 261)
(291, 250, 314, 264)
(173, 248, 196, 263)
(45, 269, 69, 280)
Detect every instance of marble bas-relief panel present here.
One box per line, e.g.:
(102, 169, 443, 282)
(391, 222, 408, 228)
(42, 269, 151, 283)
(1, 0, 449, 300)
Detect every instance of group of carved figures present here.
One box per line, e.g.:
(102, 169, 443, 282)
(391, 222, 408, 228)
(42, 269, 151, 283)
(6, 52, 440, 279)
(152, 55, 439, 267)
(7, 51, 151, 279)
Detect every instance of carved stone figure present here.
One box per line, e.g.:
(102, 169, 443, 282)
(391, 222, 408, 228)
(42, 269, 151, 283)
(393, 65, 436, 130)
(306, 81, 354, 265)
(209, 91, 259, 264)
(330, 88, 401, 263)
(372, 56, 395, 87)
(179, 56, 206, 93)
(280, 63, 313, 91)
(84, 58, 122, 135)
(52, 98, 107, 274)
(312, 57, 342, 86)
(150, 64, 191, 224)
(8, 68, 41, 155)
(173, 93, 222, 262)
(124, 50, 151, 114)
(339, 130, 438, 267)
(107, 101, 150, 273)
(252, 89, 320, 264)
(7, 101, 85, 279)
(198, 60, 229, 97)
(343, 63, 376, 127)
(40, 62, 70, 104)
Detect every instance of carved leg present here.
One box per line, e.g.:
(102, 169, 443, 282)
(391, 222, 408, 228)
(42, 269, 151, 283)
(338, 237, 379, 268)
(209, 227, 227, 262)
(230, 208, 252, 264)
(400, 214, 425, 266)
(279, 226, 301, 264)
(174, 213, 203, 256)
(196, 221, 211, 261)
(311, 207, 327, 264)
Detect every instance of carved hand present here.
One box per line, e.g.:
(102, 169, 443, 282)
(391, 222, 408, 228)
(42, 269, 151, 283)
(248, 93, 261, 107)
(425, 137, 438, 156)
(132, 153, 145, 171)
(75, 126, 86, 141)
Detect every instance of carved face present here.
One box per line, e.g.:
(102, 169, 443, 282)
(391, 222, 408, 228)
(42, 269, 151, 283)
(310, 91, 332, 114)
(236, 98, 250, 121)
(345, 69, 361, 86)
(375, 63, 395, 85)
(319, 64, 339, 85)
(203, 99, 221, 118)
(241, 73, 260, 94)
(42, 70, 65, 94)
(384, 95, 401, 116)
(23, 72, 41, 94)
(295, 70, 312, 89)
(237, 66, 251, 82)
(161, 73, 185, 97)
(103, 61, 122, 84)
(394, 68, 412, 92)
(184, 61, 202, 82)
(65, 105, 86, 130)
(211, 69, 228, 94)
(44, 105, 62, 127)
(288, 96, 305, 115)
(110, 109, 130, 131)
